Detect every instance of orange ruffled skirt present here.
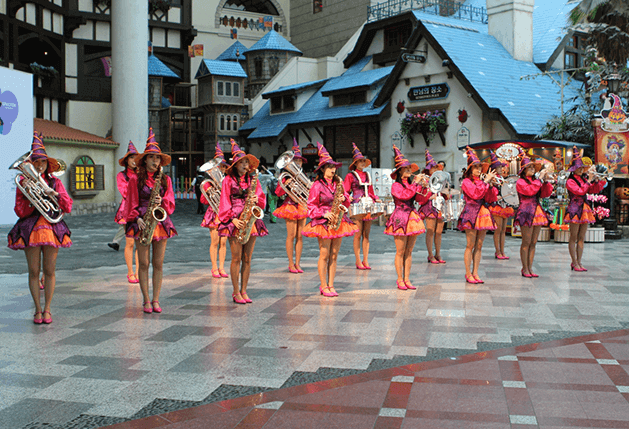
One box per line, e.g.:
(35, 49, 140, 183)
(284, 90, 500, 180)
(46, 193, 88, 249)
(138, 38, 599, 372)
(302, 220, 358, 239)
(532, 205, 550, 226)
(384, 211, 426, 236)
(127, 224, 175, 242)
(489, 205, 515, 219)
(564, 203, 596, 224)
(8, 217, 72, 249)
(273, 203, 308, 220)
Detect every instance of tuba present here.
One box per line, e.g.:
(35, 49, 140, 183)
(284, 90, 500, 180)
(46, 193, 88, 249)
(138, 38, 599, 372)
(236, 170, 264, 245)
(10, 151, 65, 223)
(199, 158, 224, 213)
(275, 150, 312, 208)
(429, 170, 452, 212)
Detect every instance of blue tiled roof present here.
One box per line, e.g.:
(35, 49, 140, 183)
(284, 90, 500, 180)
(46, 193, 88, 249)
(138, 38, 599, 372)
(216, 41, 248, 61)
(263, 79, 329, 98)
(195, 59, 247, 79)
(148, 54, 180, 79)
(321, 66, 393, 95)
(246, 30, 302, 54)
(532, 0, 577, 64)
(414, 10, 580, 136)
(345, 55, 372, 75)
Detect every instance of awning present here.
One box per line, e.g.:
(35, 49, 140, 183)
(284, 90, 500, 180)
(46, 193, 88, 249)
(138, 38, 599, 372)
(462, 140, 590, 150)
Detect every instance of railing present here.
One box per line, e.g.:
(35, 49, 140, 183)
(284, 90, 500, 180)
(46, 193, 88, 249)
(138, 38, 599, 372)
(173, 177, 196, 199)
(367, 0, 488, 24)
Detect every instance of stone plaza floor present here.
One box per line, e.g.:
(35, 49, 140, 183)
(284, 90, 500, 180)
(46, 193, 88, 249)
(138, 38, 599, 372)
(0, 202, 628, 428)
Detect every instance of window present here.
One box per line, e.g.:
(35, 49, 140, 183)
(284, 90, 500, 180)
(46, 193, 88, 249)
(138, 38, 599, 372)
(333, 91, 366, 107)
(226, 115, 231, 131)
(565, 33, 585, 70)
(384, 23, 412, 51)
(254, 57, 263, 79)
(232, 116, 238, 131)
(219, 114, 239, 131)
(269, 56, 280, 75)
(70, 155, 104, 197)
(270, 95, 296, 113)
(225, 82, 232, 96)
(313, 0, 323, 13)
(217, 81, 224, 96)
(233, 82, 240, 97)
(220, 115, 225, 130)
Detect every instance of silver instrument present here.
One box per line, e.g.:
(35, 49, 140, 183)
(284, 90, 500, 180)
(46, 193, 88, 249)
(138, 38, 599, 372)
(275, 150, 312, 209)
(589, 164, 614, 181)
(199, 158, 224, 213)
(443, 197, 464, 222)
(371, 201, 386, 217)
(534, 164, 556, 182)
(349, 198, 372, 220)
(429, 170, 452, 212)
(10, 151, 65, 223)
(384, 200, 395, 215)
(480, 173, 504, 185)
(498, 175, 519, 208)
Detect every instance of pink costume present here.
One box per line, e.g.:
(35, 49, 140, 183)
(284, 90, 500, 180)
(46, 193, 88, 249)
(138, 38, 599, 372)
(417, 186, 449, 220)
(564, 175, 606, 224)
(200, 181, 219, 229)
(114, 169, 136, 225)
(457, 177, 498, 231)
(514, 178, 553, 227)
(343, 170, 378, 221)
(124, 172, 177, 241)
(217, 173, 268, 238)
(384, 181, 427, 236)
(302, 178, 357, 239)
(272, 178, 308, 220)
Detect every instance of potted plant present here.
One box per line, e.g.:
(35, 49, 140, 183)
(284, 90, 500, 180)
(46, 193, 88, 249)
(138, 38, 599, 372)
(400, 110, 447, 146)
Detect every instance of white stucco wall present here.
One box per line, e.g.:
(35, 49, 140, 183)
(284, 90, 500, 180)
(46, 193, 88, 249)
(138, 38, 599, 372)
(68, 101, 112, 139)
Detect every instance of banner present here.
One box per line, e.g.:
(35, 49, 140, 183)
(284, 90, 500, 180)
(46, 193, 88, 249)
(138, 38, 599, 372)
(193, 44, 204, 56)
(595, 127, 629, 176)
(264, 16, 273, 28)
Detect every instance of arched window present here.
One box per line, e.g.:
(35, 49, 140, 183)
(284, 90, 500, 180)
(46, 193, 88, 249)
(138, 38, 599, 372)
(224, 1, 279, 15)
(70, 155, 105, 196)
(219, 115, 225, 131)
(75, 156, 95, 190)
(226, 115, 231, 131)
(232, 115, 238, 131)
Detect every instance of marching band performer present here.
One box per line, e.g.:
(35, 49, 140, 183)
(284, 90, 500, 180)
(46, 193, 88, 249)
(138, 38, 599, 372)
(125, 129, 177, 314)
(343, 143, 380, 270)
(514, 152, 553, 278)
(487, 150, 514, 260)
(8, 132, 73, 324)
(564, 147, 606, 271)
(201, 142, 229, 279)
(303, 143, 357, 297)
(218, 140, 268, 304)
(384, 145, 428, 290)
(458, 147, 498, 284)
(273, 139, 308, 274)
(114, 141, 139, 283)
(418, 148, 447, 264)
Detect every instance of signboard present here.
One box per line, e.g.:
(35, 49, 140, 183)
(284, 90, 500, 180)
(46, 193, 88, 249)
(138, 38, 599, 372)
(408, 83, 449, 101)
(0, 66, 33, 225)
(401, 53, 426, 63)
(595, 94, 629, 176)
(302, 143, 317, 155)
(456, 127, 470, 148)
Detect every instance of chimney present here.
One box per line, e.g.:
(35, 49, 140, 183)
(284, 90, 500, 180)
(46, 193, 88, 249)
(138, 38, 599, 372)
(486, 0, 534, 62)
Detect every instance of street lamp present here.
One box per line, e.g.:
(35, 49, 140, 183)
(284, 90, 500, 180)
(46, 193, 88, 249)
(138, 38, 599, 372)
(605, 72, 622, 94)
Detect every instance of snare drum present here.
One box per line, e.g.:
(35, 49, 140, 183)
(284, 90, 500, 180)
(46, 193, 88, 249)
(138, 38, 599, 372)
(371, 202, 386, 217)
(349, 202, 369, 220)
(385, 201, 395, 215)
(443, 198, 465, 222)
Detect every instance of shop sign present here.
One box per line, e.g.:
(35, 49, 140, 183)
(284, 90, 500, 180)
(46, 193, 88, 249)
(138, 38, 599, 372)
(408, 83, 449, 101)
(456, 127, 470, 148)
(302, 143, 317, 155)
(495, 142, 521, 161)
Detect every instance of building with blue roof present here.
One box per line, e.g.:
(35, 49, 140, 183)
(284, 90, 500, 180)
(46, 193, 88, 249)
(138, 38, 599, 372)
(216, 41, 249, 62)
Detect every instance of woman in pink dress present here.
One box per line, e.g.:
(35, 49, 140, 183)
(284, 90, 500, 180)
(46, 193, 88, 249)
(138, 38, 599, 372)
(303, 143, 357, 297)
(384, 145, 428, 290)
(343, 143, 380, 270)
(513, 152, 553, 278)
(457, 147, 498, 284)
(563, 147, 606, 271)
(125, 129, 177, 314)
(8, 132, 73, 324)
(273, 139, 309, 274)
(200, 142, 229, 279)
(114, 141, 139, 283)
(218, 140, 268, 304)
(487, 150, 514, 260)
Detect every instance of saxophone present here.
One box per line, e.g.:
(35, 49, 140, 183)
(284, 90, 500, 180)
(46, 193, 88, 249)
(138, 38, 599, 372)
(139, 168, 167, 246)
(330, 176, 348, 230)
(236, 170, 264, 245)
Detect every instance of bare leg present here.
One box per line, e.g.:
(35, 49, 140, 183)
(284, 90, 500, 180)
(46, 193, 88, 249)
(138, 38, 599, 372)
(576, 223, 588, 268)
(327, 237, 343, 294)
(285, 219, 297, 269)
(527, 225, 541, 273)
(317, 238, 332, 290)
(228, 238, 243, 296)
(425, 217, 436, 261)
(25, 247, 42, 316)
(568, 223, 579, 266)
(499, 219, 507, 256)
(218, 236, 227, 272)
(434, 219, 444, 260)
(472, 230, 487, 278)
(240, 237, 257, 295)
(209, 228, 219, 272)
(493, 217, 504, 255)
(403, 235, 418, 282)
(151, 239, 168, 303)
(520, 226, 533, 275)
(124, 237, 136, 276)
(136, 242, 151, 311)
(295, 218, 306, 270)
(362, 220, 372, 266)
(41, 246, 59, 314)
(464, 230, 477, 277)
(394, 236, 407, 283)
(353, 219, 364, 267)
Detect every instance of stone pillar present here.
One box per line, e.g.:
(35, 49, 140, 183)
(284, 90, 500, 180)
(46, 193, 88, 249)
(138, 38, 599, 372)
(111, 0, 148, 187)
(486, 0, 534, 62)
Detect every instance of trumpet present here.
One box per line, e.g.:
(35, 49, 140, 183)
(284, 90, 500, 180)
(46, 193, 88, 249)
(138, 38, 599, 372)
(480, 173, 504, 186)
(275, 150, 312, 208)
(10, 151, 65, 223)
(588, 164, 614, 181)
(410, 172, 429, 186)
(534, 164, 556, 183)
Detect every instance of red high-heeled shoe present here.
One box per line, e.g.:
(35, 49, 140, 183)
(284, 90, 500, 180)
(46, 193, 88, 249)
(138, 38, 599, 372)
(465, 274, 478, 284)
(529, 272, 539, 278)
(42, 311, 52, 324)
(521, 269, 533, 278)
(241, 292, 253, 303)
(151, 301, 162, 313)
(404, 281, 417, 290)
(296, 267, 304, 273)
(33, 312, 43, 324)
(396, 280, 408, 290)
(211, 269, 221, 278)
(473, 275, 484, 284)
(319, 286, 335, 297)
(362, 263, 372, 270)
(427, 256, 440, 264)
(219, 269, 229, 278)
(232, 293, 247, 304)
(356, 263, 367, 270)
(289, 266, 299, 274)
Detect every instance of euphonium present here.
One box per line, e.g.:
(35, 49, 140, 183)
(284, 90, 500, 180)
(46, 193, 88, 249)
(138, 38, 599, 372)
(236, 170, 264, 245)
(199, 158, 224, 213)
(429, 170, 452, 212)
(330, 175, 348, 230)
(275, 150, 312, 208)
(10, 151, 65, 223)
(139, 167, 167, 246)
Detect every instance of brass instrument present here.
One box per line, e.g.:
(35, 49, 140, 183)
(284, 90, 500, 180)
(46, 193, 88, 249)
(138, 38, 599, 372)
(588, 164, 614, 181)
(10, 151, 66, 223)
(330, 176, 348, 230)
(410, 172, 430, 187)
(236, 170, 264, 245)
(199, 158, 224, 213)
(534, 164, 556, 182)
(139, 167, 167, 246)
(429, 170, 452, 212)
(275, 150, 312, 208)
(480, 172, 505, 186)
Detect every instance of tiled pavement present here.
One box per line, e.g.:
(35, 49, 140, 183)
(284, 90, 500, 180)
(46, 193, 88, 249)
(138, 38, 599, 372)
(0, 207, 628, 428)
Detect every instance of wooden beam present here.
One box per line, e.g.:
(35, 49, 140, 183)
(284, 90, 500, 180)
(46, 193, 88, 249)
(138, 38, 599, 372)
(300, 128, 312, 142)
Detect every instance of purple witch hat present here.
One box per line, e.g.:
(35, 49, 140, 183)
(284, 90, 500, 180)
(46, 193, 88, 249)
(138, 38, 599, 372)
(118, 141, 139, 166)
(227, 139, 259, 173)
(349, 143, 370, 170)
(314, 142, 342, 172)
(488, 150, 507, 172)
(423, 148, 438, 173)
(214, 142, 228, 166)
(463, 146, 489, 175)
(136, 128, 172, 166)
(291, 139, 307, 163)
(29, 131, 60, 173)
(567, 146, 585, 172)
(390, 145, 419, 179)
(518, 149, 542, 175)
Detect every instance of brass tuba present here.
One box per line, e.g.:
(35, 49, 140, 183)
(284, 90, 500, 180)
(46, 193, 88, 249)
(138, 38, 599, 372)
(199, 158, 224, 213)
(429, 170, 452, 212)
(10, 151, 65, 223)
(275, 150, 312, 208)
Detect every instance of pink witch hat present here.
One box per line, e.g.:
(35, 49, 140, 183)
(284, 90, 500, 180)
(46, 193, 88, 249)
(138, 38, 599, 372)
(567, 145, 585, 172)
(118, 141, 139, 166)
(291, 139, 307, 163)
(390, 145, 418, 179)
(423, 148, 438, 173)
(349, 143, 370, 170)
(214, 141, 228, 166)
(136, 128, 172, 166)
(227, 139, 259, 173)
(314, 142, 341, 171)
(29, 131, 60, 173)
(463, 146, 489, 175)
(518, 148, 542, 175)
(488, 150, 507, 171)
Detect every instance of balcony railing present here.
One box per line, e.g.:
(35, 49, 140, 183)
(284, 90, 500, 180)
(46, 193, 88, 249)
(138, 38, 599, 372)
(368, 0, 488, 24)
